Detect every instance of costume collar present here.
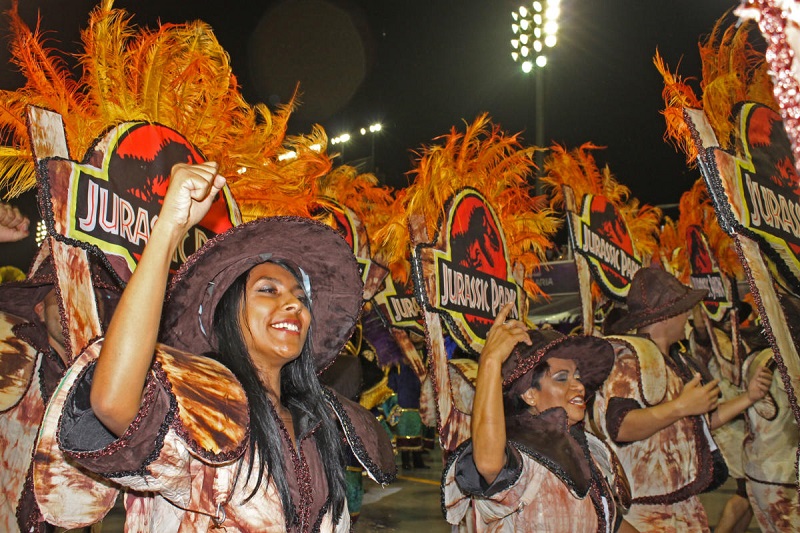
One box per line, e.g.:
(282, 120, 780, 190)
(505, 407, 592, 497)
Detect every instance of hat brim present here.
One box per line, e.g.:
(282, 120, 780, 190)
(161, 217, 363, 372)
(609, 287, 707, 335)
(503, 333, 615, 397)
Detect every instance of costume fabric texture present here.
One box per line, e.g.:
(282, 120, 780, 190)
(443, 408, 618, 533)
(594, 336, 718, 532)
(46, 343, 394, 533)
(742, 348, 800, 531)
(0, 312, 63, 532)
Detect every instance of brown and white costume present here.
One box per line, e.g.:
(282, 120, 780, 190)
(594, 335, 726, 532)
(0, 312, 61, 533)
(443, 331, 629, 533)
(741, 347, 800, 531)
(0, 257, 121, 533)
(444, 408, 624, 532)
(42, 340, 394, 533)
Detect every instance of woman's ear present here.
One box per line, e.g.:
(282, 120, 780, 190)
(520, 387, 538, 409)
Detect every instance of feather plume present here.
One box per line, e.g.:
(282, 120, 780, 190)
(657, 217, 689, 281)
(315, 165, 397, 267)
(656, 19, 775, 166)
(374, 114, 559, 298)
(676, 179, 743, 281)
(0, 0, 329, 212)
(542, 143, 662, 302)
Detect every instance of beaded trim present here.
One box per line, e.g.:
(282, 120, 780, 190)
(322, 388, 396, 485)
(268, 400, 313, 531)
(59, 361, 174, 479)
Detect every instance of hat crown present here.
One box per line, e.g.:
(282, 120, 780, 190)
(627, 268, 693, 316)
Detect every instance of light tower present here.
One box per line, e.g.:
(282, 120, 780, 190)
(510, 1, 560, 193)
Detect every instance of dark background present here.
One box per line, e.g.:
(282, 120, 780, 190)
(0, 0, 745, 268)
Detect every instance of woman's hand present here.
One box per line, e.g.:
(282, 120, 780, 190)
(481, 303, 532, 366)
(0, 202, 29, 243)
(747, 365, 773, 403)
(673, 373, 720, 417)
(156, 162, 226, 239)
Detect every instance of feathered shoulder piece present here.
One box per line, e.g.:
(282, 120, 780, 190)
(655, 18, 775, 166)
(314, 164, 397, 265)
(0, 0, 330, 215)
(375, 114, 560, 297)
(542, 143, 662, 260)
(677, 178, 744, 281)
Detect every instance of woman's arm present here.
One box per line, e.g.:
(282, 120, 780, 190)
(709, 365, 773, 430)
(471, 303, 531, 484)
(615, 373, 720, 442)
(90, 162, 225, 436)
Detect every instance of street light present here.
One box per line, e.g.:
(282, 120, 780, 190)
(510, 1, 559, 73)
(362, 123, 382, 171)
(510, 1, 560, 194)
(331, 133, 352, 160)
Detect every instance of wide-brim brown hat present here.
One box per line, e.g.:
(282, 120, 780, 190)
(502, 329, 615, 399)
(609, 267, 707, 335)
(160, 216, 363, 372)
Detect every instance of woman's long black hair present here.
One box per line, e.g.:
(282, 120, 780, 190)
(212, 261, 346, 527)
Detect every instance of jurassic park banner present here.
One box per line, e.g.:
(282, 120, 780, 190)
(696, 103, 800, 293)
(414, 188, 521, 355)
(568, 193, 642, 300)
(686, 224, 732, 321)
(311, 198, 389, 300)
(39, 121, 240, 281)
(373, 275, 424, 333)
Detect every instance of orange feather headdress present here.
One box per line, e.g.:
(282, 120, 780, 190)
(375, 113, 560, 297)
(655, 18, 775, 166)
(676, 178, 744, 282)
(314, 164, 397, 264)
(542, 143, 662, 302)
(0, 0, 328, 219)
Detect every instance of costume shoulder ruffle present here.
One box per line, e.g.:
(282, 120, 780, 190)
(0, 311, 38, 412)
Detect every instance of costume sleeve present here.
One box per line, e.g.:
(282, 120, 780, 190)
(59, 362, 172, 475)
(453, 441, 522, 497)
(444, 440, 541, 526)
(602, 352, 644, 443)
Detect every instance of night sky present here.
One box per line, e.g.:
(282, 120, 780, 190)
(0, 0, 745, 267)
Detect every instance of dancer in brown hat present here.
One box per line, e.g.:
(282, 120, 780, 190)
(595, 267, 772, 532)
(50, 163, 395, 532)
(443, 303, 636, 532)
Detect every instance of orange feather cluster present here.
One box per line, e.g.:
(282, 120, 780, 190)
(315, 165, 397, 267)
(655, 19, 775, 166)
(657, 217, 689, 282)
(542, 143, 662, 302)
(0, 0, 328, 219)
(543, 143, 662, 258)
(375, 114, 560, 297)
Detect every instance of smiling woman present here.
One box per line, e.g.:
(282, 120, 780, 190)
(443, 308, 636, 532)
(48, 163, 396, 532)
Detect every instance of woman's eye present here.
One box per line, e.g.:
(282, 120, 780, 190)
(297, 295, 310, 307)
(258, 285, 277, 294)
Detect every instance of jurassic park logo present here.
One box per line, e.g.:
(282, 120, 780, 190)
(373, 275, 424, 333)
(727, 103, 800, 291)
(44, 122, 239, 278)
(686, 225, 731, 321)
(311, 198, 388, 300)
(414, 188, 521, 355)
(571, 194, 642, 300)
